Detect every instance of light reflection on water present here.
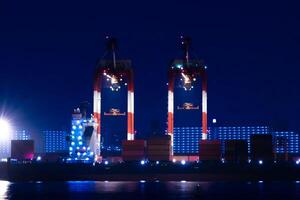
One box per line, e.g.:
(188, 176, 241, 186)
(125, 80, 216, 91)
(0, 181, 299, 199)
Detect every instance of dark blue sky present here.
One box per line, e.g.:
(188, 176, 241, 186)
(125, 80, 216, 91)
(0, 1, 299, 135)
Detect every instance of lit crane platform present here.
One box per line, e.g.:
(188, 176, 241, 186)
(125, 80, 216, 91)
(167, 37, 208, 156)
(93, 37, 135, 161)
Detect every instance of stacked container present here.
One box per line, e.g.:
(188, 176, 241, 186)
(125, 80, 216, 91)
(224, 140, 248, 162)
(250, 134, 273, 162)
(147, 135, 171, 161)
(122, 140, 146, 161)
(199, 140, 221, 161)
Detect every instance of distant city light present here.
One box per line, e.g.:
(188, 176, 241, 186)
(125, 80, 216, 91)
(0, 119, 11, 141)
(156, 161, 160, 165)
(140, 160, 145, 165)
(296, 159, 300, 165)
(104, 161, 109, 165)
(212, 119, 217, 124)
(36, 156, 42, 161)
(172, 159, 176, 163)
(181, 160, 186, 165)
(259, 160, 263, 165)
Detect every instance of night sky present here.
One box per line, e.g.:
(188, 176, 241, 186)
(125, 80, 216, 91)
(1, 1, 300, 136)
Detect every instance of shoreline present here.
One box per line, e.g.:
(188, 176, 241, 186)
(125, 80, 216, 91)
(1, 162, 300, 182)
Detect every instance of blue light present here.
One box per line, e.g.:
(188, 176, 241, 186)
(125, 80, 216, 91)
(72, 126, 76, 130)
(181, 160, 186, 165)
(36, 156, 42, 161)
(176, 64, 183, 69)
(77, 152, 81, 156)
(140, 160, 145, 165)
(78, 136, 82, 140)
(69, 147, 73, 151)
(71, 142, 75, 146)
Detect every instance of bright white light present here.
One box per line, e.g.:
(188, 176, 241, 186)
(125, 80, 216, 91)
(36, 156, 42, 161)
(72, 125, 76, 130)
(77, 152, 81, 156)
(172, 159, 176, 163)
(140, 160, 145, 165)
(180, 180, 186, 183)
(296, 160, 300, 165)
(71, 142, 75, 146)
(78, 136, 82, 140)
(0, 119, 11, 141)
(0, 181, 10, 198)
(69, 147, 73, 151)
(181, 160, 186, 165)
(259, 160, 263, 165)
(104, 161, 109, 165)
(156, 161, 159, 165)
(79, 141, 83, 145)
(140, 180, 146, 183)
(212, 119, 217, 124)
(79, 125, 83, 129)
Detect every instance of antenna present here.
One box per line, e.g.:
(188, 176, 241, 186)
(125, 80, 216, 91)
(105, 36, 118, 69)
(180, 36, 191, 66)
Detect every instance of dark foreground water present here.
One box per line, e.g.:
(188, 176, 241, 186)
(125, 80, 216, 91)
(0, 180, 300, 199)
